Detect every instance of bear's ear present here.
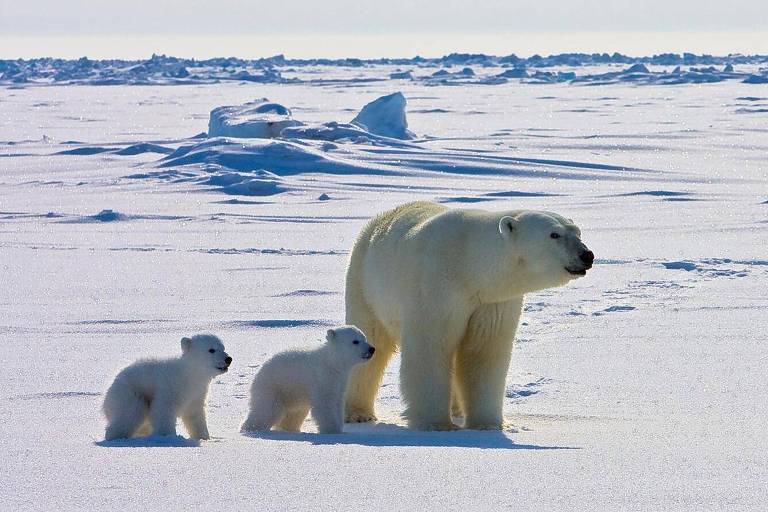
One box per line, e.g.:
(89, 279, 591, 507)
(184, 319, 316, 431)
(498, 216, 518, 237)
(326, 329, 336, 342)
(181, 337, 192, 353)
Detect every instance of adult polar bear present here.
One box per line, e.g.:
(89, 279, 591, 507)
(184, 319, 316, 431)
(344, 201, 593, 430)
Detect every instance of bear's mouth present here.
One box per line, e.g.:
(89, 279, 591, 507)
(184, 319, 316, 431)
(361, 352, 374, 360)
(216, 365, 229, 372)
(565, 267, 587, 276)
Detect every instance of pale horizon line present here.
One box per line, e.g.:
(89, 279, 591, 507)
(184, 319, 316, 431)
(2, 31, 767, 61)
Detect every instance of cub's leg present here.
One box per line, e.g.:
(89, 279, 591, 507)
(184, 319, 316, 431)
(148, 393, 178, 437)
(182, 397, 210, 439)
(277, 405, 310, 432)
(103, 384, 148, 440)
(242, 388, 283, 432)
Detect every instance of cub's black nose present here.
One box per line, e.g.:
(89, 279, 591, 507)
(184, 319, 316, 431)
(368, 347, 375, 355)
(580, 250, 595, 266)
(225, 356, 233, 365)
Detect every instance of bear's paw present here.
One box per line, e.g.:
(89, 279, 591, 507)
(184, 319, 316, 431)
(345, 409, 377, 423)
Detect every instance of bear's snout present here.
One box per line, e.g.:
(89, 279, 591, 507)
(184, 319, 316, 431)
(368, 347, 375, 356)
(225, 356, 233, 365)
(579, 250, 594, 268)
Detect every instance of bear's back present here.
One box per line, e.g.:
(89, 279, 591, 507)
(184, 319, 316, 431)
(255, 349, 323, 396)
(114, 357, 180, 396)
(366, 201, 447, 245)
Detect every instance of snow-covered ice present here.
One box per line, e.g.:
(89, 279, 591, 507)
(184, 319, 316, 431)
(1, 56, 767, 511)
(3, 53, 768, 87)
(207, 99, 303, 139)
(351, 92, 415, 140)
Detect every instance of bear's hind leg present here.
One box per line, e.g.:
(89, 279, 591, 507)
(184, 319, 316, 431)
(241, 390, 283, 432)
(103, 390, 148, 441)
(344, 297, 396, 423)
(276, 405, 309, 432)
(450, 357, 465, 421)
(134, 418, 152, 437)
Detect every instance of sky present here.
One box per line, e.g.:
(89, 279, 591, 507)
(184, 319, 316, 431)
(1, 0, 767, 59)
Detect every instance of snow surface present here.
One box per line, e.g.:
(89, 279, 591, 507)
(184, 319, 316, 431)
(1, 67, 767, 511)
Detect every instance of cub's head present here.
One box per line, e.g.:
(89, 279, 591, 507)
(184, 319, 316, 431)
(498, 211, 593, 292)
(181, 334, 232, 375)
(325, 325, 374, 365)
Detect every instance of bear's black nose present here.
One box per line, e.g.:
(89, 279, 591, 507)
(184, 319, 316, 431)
(225, 356, 233, 365)
(368, 347, 375, 355)
(580, 250, 594, 267)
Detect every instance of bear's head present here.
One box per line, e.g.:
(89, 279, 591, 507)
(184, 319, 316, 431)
(325, 325, 375, 365)
(497, 211, 593, 294)
(181, 333, 232, 375)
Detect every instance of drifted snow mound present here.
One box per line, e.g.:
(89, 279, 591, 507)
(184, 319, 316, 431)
(351, 92, 415, 140)
(203, 170, 289, 196)
(207, 99, 303, 138)
(203, 93, 416, 142)
(158, 137, 397, 176)
(281, 121, 416, 148)
(88, 209, 127, 222)
(282, 121, 378, 142)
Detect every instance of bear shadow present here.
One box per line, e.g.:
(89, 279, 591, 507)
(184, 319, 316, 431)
(242, 422, 578, 450)
(95, 435, 201, 448)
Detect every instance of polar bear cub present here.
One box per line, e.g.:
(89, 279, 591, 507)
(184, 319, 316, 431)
(241, 326, 373, 434)
(103, 334, 232, 440)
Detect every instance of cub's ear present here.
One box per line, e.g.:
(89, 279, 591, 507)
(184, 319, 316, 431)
(498, 216, 518, 237)
(326, 329, 336, 342)
(181, 337, 192, 353)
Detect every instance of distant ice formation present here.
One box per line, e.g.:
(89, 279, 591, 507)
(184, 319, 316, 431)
(207, 100, 303, 138)
(3, 53, 767, 87)
(206, 93, 418, 143)
(351, 92, 415, 140)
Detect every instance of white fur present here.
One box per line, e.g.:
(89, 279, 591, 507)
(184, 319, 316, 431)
(102, 334, 231, 440)
(344, 201, 592, 430)
(241, 326, 373, 434)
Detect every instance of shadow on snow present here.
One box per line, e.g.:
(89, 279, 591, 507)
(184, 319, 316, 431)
(242, 422, 579, 450)
(95, 435, 201, 448)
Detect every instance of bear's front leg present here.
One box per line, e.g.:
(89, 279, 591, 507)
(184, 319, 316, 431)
(148, 394, 178, 437)
(400, 315, 467, 431)
(456, 299, 521, 430)
(456, 350, 511, 430)
(182, 399, 210, 440)
(311, 384, 345, 434)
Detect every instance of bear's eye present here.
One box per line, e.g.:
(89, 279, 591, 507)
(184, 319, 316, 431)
(208, 348, 216, 353)
(550, 233, 561, 239)
(352, 340, 360, 345)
